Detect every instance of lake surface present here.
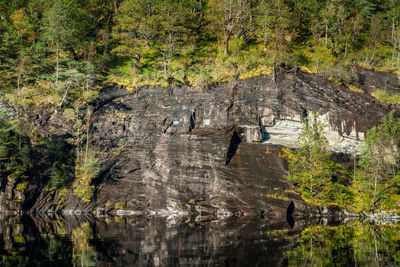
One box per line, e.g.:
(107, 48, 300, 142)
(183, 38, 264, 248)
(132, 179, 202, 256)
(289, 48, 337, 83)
(1, 215, 400, 266)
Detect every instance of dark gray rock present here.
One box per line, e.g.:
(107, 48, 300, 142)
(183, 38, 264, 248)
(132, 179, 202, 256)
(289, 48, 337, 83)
(25, 71, 394, 219)
(352, 66, 400, 94)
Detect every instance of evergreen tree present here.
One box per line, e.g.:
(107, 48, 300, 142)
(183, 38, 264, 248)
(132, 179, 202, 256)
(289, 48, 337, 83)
(354, 112, 400, 211)
(0, 112, 32, 182)
(282, 114, 351, 205)
(253, 0, 292, 56)
(42, 0, 88, 86)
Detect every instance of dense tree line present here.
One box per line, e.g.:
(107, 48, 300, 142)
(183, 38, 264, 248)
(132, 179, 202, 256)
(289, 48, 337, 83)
(1, 0, 400, 108)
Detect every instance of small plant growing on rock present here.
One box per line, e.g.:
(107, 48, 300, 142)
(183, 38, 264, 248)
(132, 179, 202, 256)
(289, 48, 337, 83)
(73, 148, 99, 202)
(15, 181, 28, 191)
(115, 201, 126, 209)
(70, 106, 100, 202)
(57, 187, 68, 210)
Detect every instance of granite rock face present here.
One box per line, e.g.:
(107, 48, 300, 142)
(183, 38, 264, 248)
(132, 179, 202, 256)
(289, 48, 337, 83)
(22, 70, 394, 218)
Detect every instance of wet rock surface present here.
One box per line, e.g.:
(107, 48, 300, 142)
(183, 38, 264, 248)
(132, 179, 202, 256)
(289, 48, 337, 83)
(17, 70, 396, 217)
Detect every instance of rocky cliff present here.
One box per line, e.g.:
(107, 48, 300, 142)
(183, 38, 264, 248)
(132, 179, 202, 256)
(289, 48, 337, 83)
(2, 69, 394, 219)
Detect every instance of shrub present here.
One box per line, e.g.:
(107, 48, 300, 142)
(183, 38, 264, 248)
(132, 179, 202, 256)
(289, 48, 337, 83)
(114, 201, 126, 209)
(281, 113, 353, 206)
(73, 148, 99, 202)
(15, 181, 28, 191)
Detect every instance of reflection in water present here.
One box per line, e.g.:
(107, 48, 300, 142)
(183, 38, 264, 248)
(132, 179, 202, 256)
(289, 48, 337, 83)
(72, 222, 97, 267)
(0, 215, 400, 266)
(288, 221, 400, 266)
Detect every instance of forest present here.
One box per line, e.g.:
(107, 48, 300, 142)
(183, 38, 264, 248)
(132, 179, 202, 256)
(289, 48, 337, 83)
(1, 0, 400, 112)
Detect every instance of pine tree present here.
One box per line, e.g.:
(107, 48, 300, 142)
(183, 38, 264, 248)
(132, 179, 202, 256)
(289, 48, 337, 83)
(253, 0, 292, 56)
(354, 112, 400, 211)
(0, 112, 32, 182)
(42, 0, 87, 86)
(282, 114, 337, 205)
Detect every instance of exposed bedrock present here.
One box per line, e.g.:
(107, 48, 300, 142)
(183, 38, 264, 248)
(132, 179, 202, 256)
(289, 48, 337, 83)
(26, 70, 394, 218)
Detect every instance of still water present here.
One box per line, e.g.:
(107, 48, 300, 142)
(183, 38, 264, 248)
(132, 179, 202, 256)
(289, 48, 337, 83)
(1, 215, 400, 266)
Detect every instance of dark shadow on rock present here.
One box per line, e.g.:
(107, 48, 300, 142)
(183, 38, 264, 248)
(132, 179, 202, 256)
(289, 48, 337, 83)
(226, 131, 242, 165)
(287, 201, 295, 228)
(189, 111, 196, 132)
(258, 117, 270, 142)
(0, 176, 6, 193)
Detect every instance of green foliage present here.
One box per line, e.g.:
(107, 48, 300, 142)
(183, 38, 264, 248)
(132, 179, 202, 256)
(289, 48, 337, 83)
(42, 0, 89, 50)
(0, 112, 32, 182)
(49, 163, 68, 189)
(65, 106, 100, 202)
(372, 90, 400, 105)
(282, 113, 353, 206)
(114, 201, 126, 209)
(56, 187, 68, 210)
(282, 112, 400, 212)
(348, 84, 364, 93)
(73, 148, 99, 202)
(42, 138, 73, 189)
(353, 112, 400, 211)
(288, 222, 400, 266)
(71, 222, 97, 266)
(104, 0, 400, 88)
(15, 181, 28, 191)
(1, 0, 400, 105)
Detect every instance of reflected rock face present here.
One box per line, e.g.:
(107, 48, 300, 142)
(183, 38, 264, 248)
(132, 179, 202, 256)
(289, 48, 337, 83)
(2, 215, 400, 266)
(0, 215, 307, 267)
(25, 72, 391, 217)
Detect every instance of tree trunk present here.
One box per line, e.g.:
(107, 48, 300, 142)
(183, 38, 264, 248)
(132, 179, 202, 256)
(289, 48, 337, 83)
(133, 53, 142, 72)
(392, 20, 396, 66)
(264, 36, 268, 52)
(59, 82, 71, 109)
(56, 41, 59, 87)
(325, 24, 328, 50)
(397, 46, 400, 68)
(224, 31, 231, 56)
(199, 0, 203, 29)
(372, 174, 377, 208)
(353, 149, 356, 180)
(217, 35, 223, 61)
(101, 43, 109, 70)
(17, 74, 21, 93)
(370, 48, 377, 64)
(392, 19, 395, 42)
(168, 31, 173, 60)
(392, 45, 396, 67)
(113, 0, 119, 15)
(309, 144, 313, 199)
(84, 109, 92, 165)
(163, 54, 168, 80)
